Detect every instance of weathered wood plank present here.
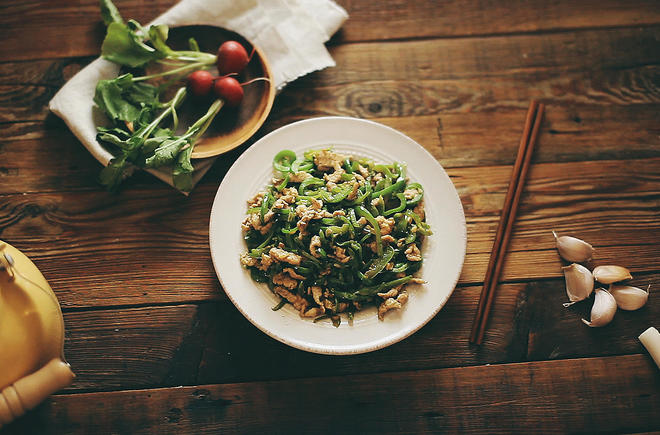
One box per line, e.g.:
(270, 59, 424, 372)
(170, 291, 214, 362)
(40, 272, 658, 392)
(5, 354, 659, 434)
(2, 102, 658, 195)
(1, 157, 658, 308)
(2, 27, 659, 125)
(1, 0, 660, 61)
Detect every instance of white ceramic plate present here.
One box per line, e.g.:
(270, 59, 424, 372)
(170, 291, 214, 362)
(209, 117, 466, 355)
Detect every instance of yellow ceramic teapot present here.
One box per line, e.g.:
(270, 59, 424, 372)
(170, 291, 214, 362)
(0, 240, 74, 427)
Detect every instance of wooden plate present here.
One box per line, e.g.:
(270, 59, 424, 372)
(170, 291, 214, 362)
(166, 26, 276, 159)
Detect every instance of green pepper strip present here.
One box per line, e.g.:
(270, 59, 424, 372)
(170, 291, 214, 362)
(363, 245, 395, 280)
(375, 196, 385, 216)
(320, 184, 352, 203)
(374, 164, 396, 180)
(260, 190, 271, 224)
(271, 299, 287, 311)
(395, 212, 411, 233)
(250, 268, 269, 283)
(355, 206, 382, 256)
(334, 276, 413, 301)
(404, 232, 417, 244)
(249, 228, 275, 257)
(374, 178, 390, 192)
(347, 182, 372, 206)
(301, 251, 322, 266)
(321, 217, 339, 225)
(384, 193, 407, 216)
(291, 157, 313, 173)
(395, 162, 407, 180)
(280, 226, 298, 235)
(299, 177, 324, 195)
(336, 215, 355, 238)
(372, 178, 406, 199)
(348, 208, 363, 228)
(336, 240, 362, 263)
(405, 209, 433, 236)
(275, 174, 289, 191)
(303, 149, 318, 160)
(273, 150, 297, 173)
(343, 158, 353, 173)
(391, 262, 409, 273)
(405, 183, 424, 206)
(325, 223, 351, 237)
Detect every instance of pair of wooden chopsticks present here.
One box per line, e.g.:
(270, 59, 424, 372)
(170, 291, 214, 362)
(469, 101, 545, 345)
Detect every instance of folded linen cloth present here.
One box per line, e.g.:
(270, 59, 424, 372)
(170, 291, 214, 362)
(49, 0, 347, 192)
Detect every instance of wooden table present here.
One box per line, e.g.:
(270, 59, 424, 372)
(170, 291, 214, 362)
(2, 0, 659, 433)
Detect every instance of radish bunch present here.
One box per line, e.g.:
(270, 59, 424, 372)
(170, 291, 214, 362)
(187, 40, 253, 106)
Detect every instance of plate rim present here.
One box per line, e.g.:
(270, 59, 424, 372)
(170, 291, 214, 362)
(209, 116, 467, 355)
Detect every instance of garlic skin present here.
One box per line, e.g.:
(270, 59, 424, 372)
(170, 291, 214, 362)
(609, 284, 650, 311)
(582, 288, 617, 327)
(562, 263, 594, 306)
(552, 231, 594, 263)
(593, 265, 632, 284)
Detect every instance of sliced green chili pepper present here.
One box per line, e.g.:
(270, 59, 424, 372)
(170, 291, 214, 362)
(299, 177, 324, 195)
(273, 150, 297, 173)
(325, 223, 351, 237)
(250, 268, 269, 283)
(291, 157, 313, 173)
(405, 182, 424, 206)
(372, 177, 405, 199)
(374, 164, 396, 180)
(355, 206, 382, 256)
(347, 182, 372, 206)
(392, 262, 409, 273)
(363, 245, 395, 279)
(271, 299, 287, 311)
(275, 174, 289, 191)
(348, 208, 363, 228)
(320, 184, 352, 203)
(260, 190, 271, 224)
(384, 193, 407, 216)
(336, 215, 355, 238)
(280, 226, 298, 235)
(374, 178, 390, 193)
(405, 209, 433, 236)
(404, 232, 417, 244)
(343, 159, 353, 173)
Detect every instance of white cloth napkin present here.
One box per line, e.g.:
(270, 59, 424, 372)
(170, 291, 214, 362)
(48, 0, 347, 192)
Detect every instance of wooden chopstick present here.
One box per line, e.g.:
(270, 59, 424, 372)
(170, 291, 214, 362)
(469, 101, 545, 345)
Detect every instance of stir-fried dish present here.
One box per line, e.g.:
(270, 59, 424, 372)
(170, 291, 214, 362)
(240, 149, 432, 325)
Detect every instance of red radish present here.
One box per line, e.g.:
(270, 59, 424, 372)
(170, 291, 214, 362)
(187, 70, 214, 97)
(213, 76, 244, 106)
(216, 41, 250, 75)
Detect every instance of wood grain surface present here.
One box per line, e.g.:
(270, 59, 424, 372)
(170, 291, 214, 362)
(5, 355, 659, 434)
(0, 0, 659, 433)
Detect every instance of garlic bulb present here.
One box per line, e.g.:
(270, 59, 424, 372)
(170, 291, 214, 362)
(552, 231, 594, 263)
(609, 284, 650, 311)
(582, 288, 617, 327)
(562, 263, 594, 307)
(593, 265, 632, 284)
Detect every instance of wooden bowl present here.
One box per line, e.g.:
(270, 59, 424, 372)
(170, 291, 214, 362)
(166, 26, 276, 159)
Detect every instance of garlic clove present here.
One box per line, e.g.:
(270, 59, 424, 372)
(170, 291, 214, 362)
(552, 231, 594, 263)
(593, 265, 632, 284)
(609, 284, 650, 311)
(582, 288, 617, 327)
(562, 263, 594, 307)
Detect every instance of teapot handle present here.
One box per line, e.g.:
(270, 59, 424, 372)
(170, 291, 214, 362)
(0, 359, 74, 427)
